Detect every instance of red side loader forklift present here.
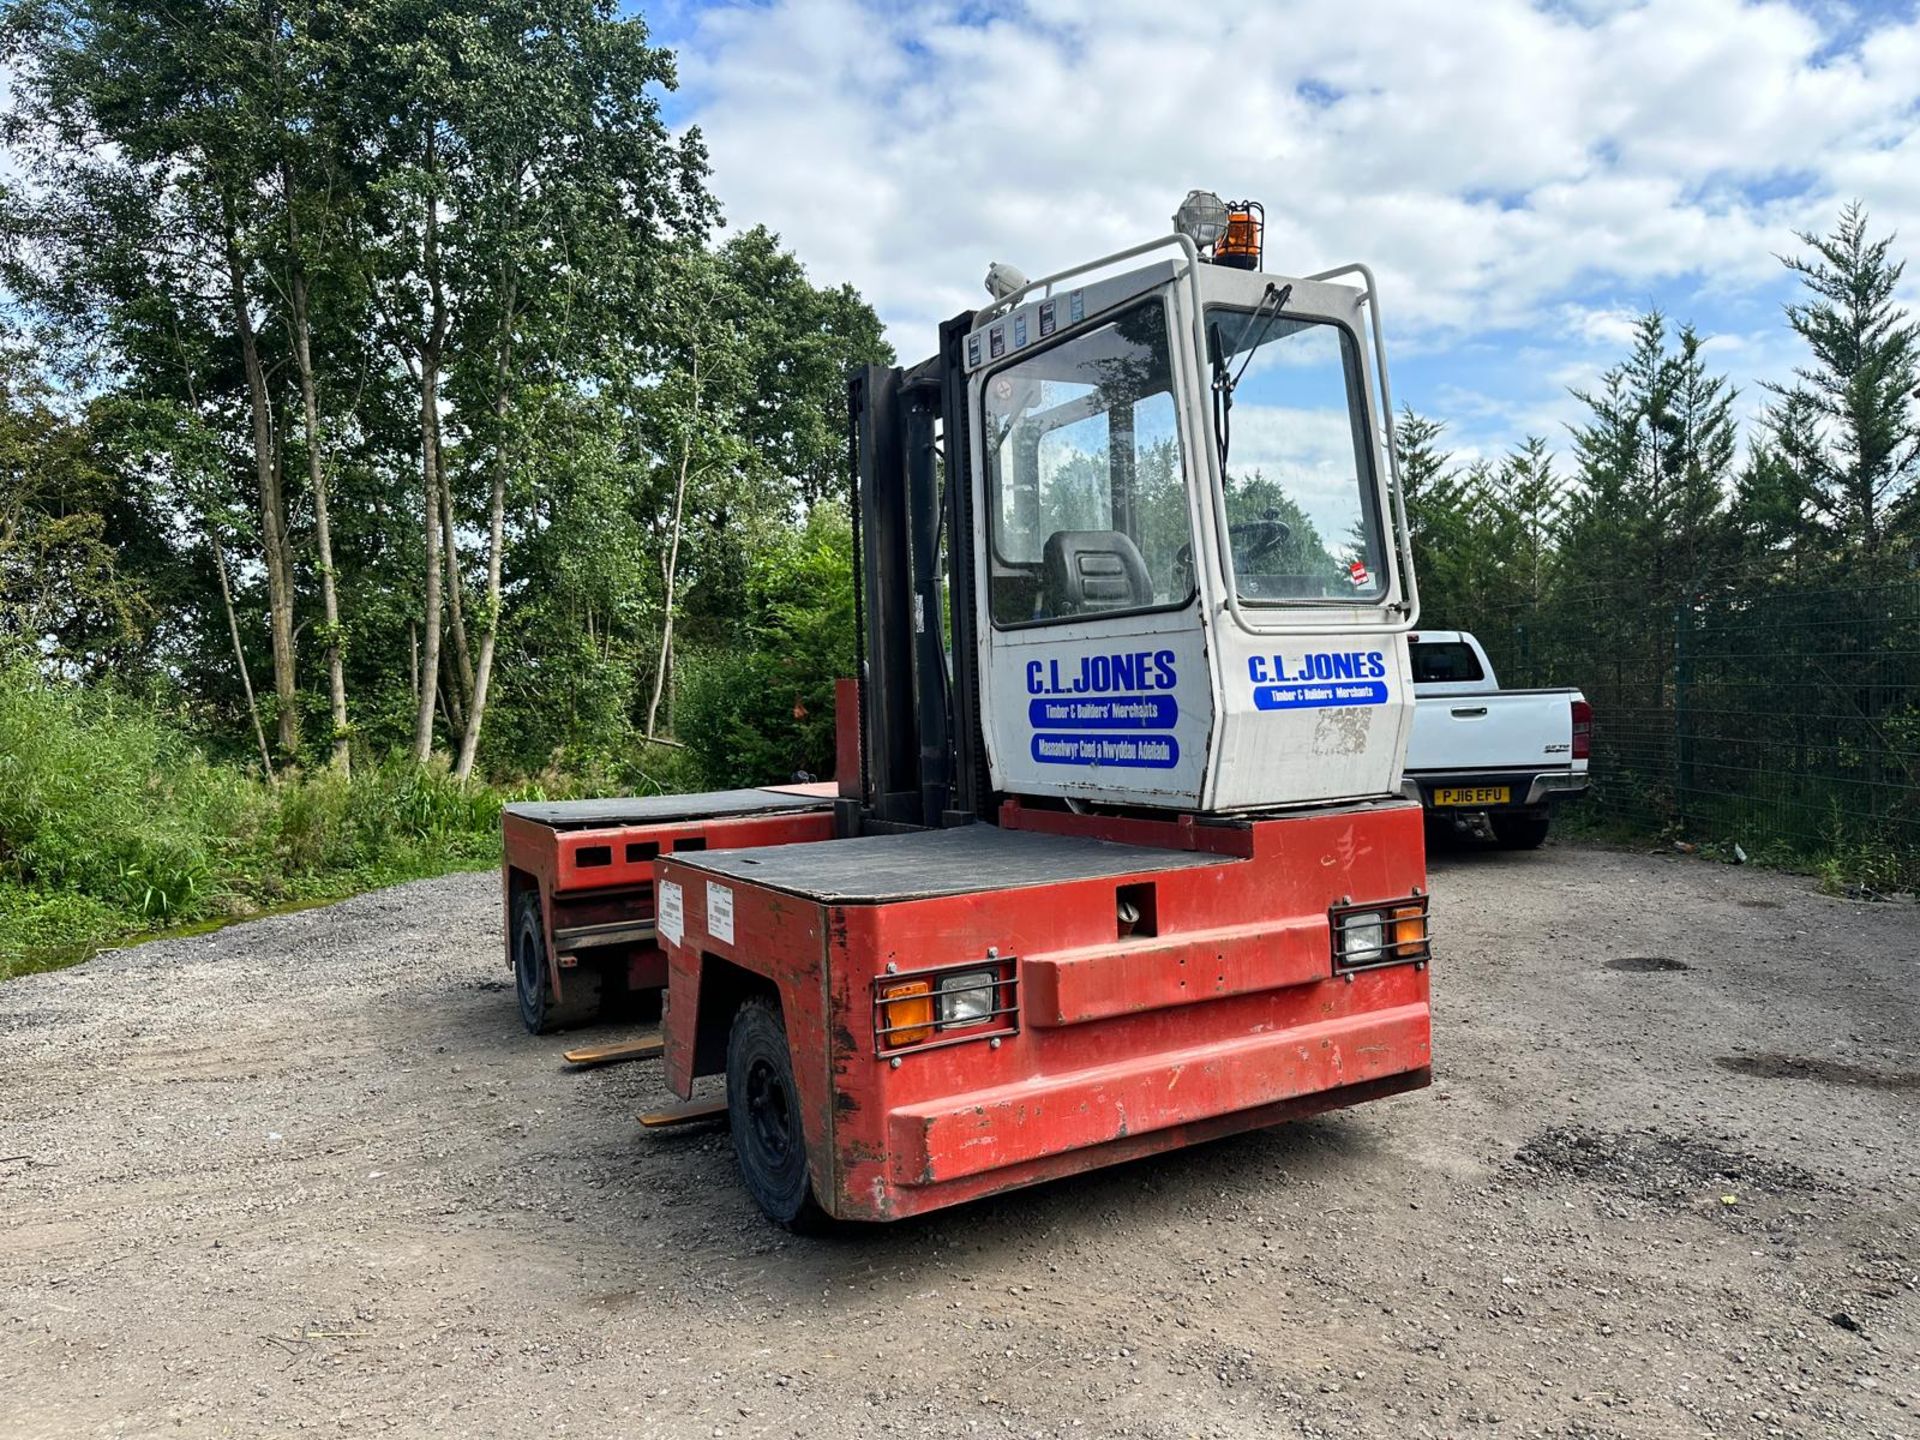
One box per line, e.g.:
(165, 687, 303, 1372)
(503, 192, 1433, 1228)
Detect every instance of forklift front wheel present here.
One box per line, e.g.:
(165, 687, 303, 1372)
(726, 995, 831, 1233)
(513, 890, 602, 1035)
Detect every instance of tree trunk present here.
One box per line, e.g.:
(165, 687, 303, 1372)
(455, 320, 514, 783)
(439, 637, 468, 743)
(645, 351, 701, 739)
(208, 522, 275, 782)
(439, 453, 476, 712)
(411, 358, 444, 763)
(409, 163, 450, 764)
(222, 191, 299, 760)
(286, 183, 351, 777)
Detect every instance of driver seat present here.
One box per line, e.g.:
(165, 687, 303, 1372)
(1042, 530, 1152, 616)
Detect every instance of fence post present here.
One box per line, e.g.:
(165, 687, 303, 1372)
(1673, 604, 1692, 831)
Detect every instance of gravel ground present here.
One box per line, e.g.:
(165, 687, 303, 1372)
(2, 836, 1916, 1440)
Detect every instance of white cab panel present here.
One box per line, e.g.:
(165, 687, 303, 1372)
(982, 610, 1213, 808)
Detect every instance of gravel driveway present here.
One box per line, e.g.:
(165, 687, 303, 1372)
(2, 839, 1916, 1439)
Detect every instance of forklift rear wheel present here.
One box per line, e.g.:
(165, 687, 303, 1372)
(513, 890, 603, 1034)
(726, 995, 831, 1233)
(1490, 813, 1551, 850)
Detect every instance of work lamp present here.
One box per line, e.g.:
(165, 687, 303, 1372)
(1173, 189, 1231, 248)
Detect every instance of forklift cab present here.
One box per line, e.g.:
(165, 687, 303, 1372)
(963, 237, 1420, 815)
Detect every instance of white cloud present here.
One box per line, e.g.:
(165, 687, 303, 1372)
(673, 0, 1920, 443)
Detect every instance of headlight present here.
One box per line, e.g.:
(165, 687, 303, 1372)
(935, 969, 996, 1030)
(1342, 913, 1385, 966)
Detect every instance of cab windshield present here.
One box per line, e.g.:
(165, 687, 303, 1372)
(983, 297, 1194, 627)
(1207, 308, 1386, 603)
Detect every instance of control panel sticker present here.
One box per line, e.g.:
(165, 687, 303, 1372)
(1248, 652, 1390, 711)
(657, 880, 684, 946)
(1013, 313, 1028, 349)
(707, 882, 735, 945)
(1025, 649, 1182, 768)
(1038, 299, 1056, 337)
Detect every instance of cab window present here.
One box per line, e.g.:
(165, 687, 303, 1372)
(983, 298, 1194, 627)
(1410, 641, 1484, 684)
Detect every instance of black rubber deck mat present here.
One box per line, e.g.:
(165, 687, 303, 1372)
(666, 824, 1233, 904)
(503, 788, 832, 831)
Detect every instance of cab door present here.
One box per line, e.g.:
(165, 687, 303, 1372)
(966, 280, 1215, 809)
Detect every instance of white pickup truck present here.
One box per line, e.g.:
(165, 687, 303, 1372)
(1401, 630, 1590, 849)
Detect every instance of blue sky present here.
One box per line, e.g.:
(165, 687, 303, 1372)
(639, 0, 1920, 464)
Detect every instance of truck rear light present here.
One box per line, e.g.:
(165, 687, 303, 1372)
(1571, 699, 1592, 760)
(878, 980, 934, 1048)
(1391, 905, 1428, 960)
(1331, 894, 1430, 972)
(872, 958, 1020, 1057)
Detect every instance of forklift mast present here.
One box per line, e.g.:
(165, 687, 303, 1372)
(847, 317, 981, 830)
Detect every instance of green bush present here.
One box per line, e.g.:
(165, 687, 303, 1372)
(0, 660, 506, 975)
(674, 504, 854, 788)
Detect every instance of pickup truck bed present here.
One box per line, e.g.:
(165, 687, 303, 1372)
(1401, 632, 1589, 848)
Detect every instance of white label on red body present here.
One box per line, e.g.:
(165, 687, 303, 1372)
(657, 880, 684, 947)
(707, 882, 735, 945)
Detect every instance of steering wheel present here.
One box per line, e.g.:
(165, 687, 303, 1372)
(1172, 516, 1293, 595)
(1230, 516, 1292, 567)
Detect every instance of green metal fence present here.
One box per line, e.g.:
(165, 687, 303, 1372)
(1473, 581, 1920, 870)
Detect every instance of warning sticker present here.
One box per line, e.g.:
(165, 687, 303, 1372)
(657, 880, 684, 946)
(707, 882, 735, 945)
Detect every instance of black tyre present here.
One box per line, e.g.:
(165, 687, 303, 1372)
(513, 890, 603, 1034)
(1490, 813, 1551, 850)
(726, 995, 831, 1233)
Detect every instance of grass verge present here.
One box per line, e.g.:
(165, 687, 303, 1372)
(0, 664, 515, 981)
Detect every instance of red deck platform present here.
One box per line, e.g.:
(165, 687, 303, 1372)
(501, 785, 836, 1019)
(652, 799, 1431, 1220)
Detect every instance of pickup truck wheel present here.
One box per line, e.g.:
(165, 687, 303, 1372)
(513, 891, 602, 1034)
(1491, 813, 1551, 850)
(727, 995, 831, 1233)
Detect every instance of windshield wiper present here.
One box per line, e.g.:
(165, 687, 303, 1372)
(1211, 281, 1292, 470)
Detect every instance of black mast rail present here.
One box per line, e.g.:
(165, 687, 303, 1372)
(847, 311, 982, 833)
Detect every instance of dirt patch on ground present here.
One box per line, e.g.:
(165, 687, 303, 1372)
(3, 840, 1918, 1438)
(1508, 1123, 1824, 1205)
(1716, 1052, 1920, 1092)
(1604, 955, 1692, 972)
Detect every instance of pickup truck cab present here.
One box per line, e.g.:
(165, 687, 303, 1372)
(1401, 630, 1590, 848)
